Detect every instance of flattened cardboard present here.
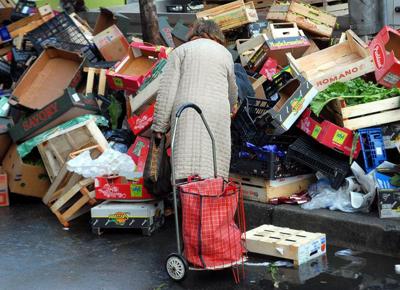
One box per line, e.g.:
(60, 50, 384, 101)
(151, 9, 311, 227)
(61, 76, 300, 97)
(158, 16, 175, 48)
(2, 144, 50, 198)
(93, 25, 129, 62)
(10, 48, 84, 110)
(9, 88, 99, 142)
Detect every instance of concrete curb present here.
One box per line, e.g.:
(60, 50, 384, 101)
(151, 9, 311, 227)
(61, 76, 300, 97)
(245, 201, 400, 257)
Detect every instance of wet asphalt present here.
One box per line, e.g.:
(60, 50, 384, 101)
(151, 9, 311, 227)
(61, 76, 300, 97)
(0, 196, 399, 290)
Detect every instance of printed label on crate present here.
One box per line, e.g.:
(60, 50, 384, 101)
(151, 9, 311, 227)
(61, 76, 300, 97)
(372, 44, 385, 69)
(333, 129, 348, 145)
(315, 64, 368, 88)
(113, 77, 124, 88)
(98, 184, 127, 199)
(383, 73, 400, 85)
(311, 125, 322, 139)
(290, 96, 305, 113)
(130, 183, 143, 198)
(107, 212, 130, 226)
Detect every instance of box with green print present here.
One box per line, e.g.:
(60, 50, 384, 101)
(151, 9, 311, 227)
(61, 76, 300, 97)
(106, 42, 168, 93)
(259, 74, 318, 135)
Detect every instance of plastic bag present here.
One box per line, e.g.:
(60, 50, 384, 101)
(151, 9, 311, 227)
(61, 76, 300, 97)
(67, 148, 136, 179)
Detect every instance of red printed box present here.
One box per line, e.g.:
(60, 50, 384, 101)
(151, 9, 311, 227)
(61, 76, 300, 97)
(106, 42, 168, 92)
(369, 26, 400, 88)
(128, 103, 155, 136)
(297, 108, 361, 158)
(95, 175, 153, 201)
(0, 171, 9, 207)
(127, 136, 150, 173)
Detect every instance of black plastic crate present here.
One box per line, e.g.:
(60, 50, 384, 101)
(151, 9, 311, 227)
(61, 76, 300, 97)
(41, 38, 99, 62)
(230, 140, 310, 180)
(11, 0, 36, 22)
(231, 96, 275, 143)
(288, 136, 349, 189)
(26, 12, 96, 60)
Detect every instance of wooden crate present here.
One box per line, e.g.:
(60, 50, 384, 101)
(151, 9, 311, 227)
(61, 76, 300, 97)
(304, 0, 348, 17)
(246, 225, 326, 265)
(245, 0, 273, 10)
(334, 96, 400, 130)
(287, 30, 374, 91)
(42, 145, 105, 227)
(197, 0, 258, 31)
(267, 0, 337, 38)
(0, 0, 15, 8)
(37, 118, 108, 182)
(230, 174, 315, 202)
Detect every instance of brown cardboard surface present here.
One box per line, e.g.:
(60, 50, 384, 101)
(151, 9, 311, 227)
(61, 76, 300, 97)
(93, 8, 117, 36)
(0, 134, 11, 163)
(0, 7, 12, 22)
(266, 174, 315, 200)
(93, 25, 129, 61)
(2, 144, 50, 198)
(11, 48, 83, 110)
(119, 57, 157, 75)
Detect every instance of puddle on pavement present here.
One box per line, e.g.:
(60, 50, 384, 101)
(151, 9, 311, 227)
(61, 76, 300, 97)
(245, 247, 400, 289)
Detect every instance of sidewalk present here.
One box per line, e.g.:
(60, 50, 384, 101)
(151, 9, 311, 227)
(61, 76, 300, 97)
(245, 201, 400, 258)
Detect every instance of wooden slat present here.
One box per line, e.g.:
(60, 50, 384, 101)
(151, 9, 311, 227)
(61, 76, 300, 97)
(86, 67, 96, 95)
(343, 109, 400, 130)
(289, 2, 337, 27)
(342, 96, 400, 118)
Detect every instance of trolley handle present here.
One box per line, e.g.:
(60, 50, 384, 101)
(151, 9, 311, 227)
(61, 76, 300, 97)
(176, 103, 202, 117)
(173, 102, 217, 178)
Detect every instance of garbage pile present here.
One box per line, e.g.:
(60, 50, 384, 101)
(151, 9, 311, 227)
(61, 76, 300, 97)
(0, 0, 399, 236)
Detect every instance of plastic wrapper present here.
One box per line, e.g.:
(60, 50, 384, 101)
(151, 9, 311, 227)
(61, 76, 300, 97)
(66, 148, 136, 179)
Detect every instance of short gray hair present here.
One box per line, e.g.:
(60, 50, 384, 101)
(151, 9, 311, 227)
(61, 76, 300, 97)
(187, 19, 226, 45)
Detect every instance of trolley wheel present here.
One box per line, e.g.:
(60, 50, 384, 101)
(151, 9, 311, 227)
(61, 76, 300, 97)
(165, 253, 188, 282)
(92, 227, 103, 236)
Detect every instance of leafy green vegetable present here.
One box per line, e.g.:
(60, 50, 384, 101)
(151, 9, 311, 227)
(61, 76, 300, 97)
(310, 78, 400, 116)
(108, 95, 122, 130)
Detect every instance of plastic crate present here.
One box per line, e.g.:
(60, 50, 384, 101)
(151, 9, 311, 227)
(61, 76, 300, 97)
(288, 136, 349, 189)
(42, 38, 99, 63)
(11, 1, 36, 22)
(231, 96, 275, 143)
(26, 13, 96, 59)
(230, 139, 310, 180)
(358, 128, 387, 173)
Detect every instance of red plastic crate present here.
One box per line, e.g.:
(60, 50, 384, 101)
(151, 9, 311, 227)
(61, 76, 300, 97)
(95, 176, 153, 200)
(0, 173, 9, 207)
(297, 108, 361, 158)
(106, 42, 168, 92)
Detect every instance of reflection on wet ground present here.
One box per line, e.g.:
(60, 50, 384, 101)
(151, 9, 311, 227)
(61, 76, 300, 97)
(0, 199, 399, 290)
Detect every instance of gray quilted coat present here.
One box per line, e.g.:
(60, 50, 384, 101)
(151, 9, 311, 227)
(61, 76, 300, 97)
(151, 38, 238, 180)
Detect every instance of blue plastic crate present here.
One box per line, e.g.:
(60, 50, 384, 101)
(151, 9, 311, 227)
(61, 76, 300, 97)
(358, 127, 387, 173)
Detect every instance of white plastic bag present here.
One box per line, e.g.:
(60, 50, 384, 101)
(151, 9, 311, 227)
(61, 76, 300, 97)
(67, 148, 136, 179)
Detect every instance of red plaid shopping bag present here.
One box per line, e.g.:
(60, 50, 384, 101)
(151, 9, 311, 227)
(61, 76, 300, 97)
(179, 177, 245, 269)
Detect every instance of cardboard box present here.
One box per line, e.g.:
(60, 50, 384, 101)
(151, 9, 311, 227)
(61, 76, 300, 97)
(297, 108, 361, 157)
(369, 26, 400, 88)
(93, 25, 129, 62)
(93, 7, 117, 36)
(0, 117, 12, 162)
(230, 173, 315, 203)
(10, 48, 84, 110)
(9, 88, 99, 142)
(375, 172, 400, 219)
(106, 42, 168, 93)
(2, 144, 50, 198)
(95, 176, 153, 201)
(127, 103, 154, 136)
(0, 167, 9, 207)
(127, 136, 150, 173)
(288, 30, 374, 91)
(264, 75, 318, 135)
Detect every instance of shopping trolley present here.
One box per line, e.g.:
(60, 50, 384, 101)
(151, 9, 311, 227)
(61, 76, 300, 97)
(165, 103, 247, 282)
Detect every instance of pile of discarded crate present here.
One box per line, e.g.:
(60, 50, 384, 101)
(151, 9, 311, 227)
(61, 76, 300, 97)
(0, 1, 169, 233)
(194, 0, 400, 219)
